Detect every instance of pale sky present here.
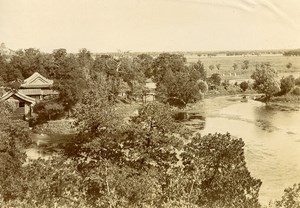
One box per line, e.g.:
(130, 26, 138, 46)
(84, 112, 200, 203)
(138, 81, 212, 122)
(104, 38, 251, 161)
(0, 0, 300, 53)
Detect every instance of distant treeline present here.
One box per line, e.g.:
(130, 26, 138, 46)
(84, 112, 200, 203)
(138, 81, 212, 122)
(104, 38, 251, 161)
(225, 52, 260, 56)
(196, 50, 284, 57)
(283, 49, 300, 56)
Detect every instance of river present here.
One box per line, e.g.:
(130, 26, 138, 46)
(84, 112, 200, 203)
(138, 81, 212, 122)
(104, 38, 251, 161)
(26, 95, 300, 205)
(186, 95, 300, 205)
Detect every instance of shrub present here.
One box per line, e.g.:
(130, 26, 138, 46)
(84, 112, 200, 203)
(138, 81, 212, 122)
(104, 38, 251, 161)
(280, 75, 295, 94)
(222, 80, 230, 90)
(197, 80, 208, 94)
(33, 101, 65, 122)
(295, 77, 300, 86)
(208, 73, 222, 86)
(273, 183, 300, 208)
(286, 62, 292, 69)
(239, 81, 249, 92)
(292, 87, 300, 96)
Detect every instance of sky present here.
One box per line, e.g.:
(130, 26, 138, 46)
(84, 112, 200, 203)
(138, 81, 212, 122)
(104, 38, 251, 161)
(0, 0, 300, 53)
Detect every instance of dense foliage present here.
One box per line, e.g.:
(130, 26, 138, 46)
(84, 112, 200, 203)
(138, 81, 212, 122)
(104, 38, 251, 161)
(251, 63, 280, 102)
(182, 133, 262, 207)
(208, 73, 222, 86)
(280, 75, 295, 94)
(1, 49, 216, 114)
(295, 77, 300, 86)
(269, 183, 300, 208)
(292, 87, 300, 96)
(152, 53, 207, 104)
(240, 81, 249, 92)
(0, 103, 31, 201)
(241, 60, 250, 70)
(0, 85, 264, 207)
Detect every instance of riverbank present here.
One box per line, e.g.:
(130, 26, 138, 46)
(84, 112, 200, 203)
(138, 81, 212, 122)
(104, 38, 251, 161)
(187, 93, 262, 115)
(256, 95, 300, 111)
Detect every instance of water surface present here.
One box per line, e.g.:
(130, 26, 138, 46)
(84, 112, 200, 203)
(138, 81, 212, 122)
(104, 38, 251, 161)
(189, 96, 300, 204)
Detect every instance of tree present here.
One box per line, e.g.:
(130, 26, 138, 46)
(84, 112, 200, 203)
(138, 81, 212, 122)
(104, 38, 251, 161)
(1, 92, 175, 207)
(286, 62, 292, 70)
(209, 64, 215, 71)
(272, 183, 300, 208)
(65, 80, 122, 159)
(241, 60, 250, 70)
(77, 48, 93, 80)
(153, 53, 204, 104)
(181, 133, 262, 207)
(222, 80, 230, 90)
(155, 68, 175, 99)
(0, 102, 31, 201)
(189, 60, 207, 81)
(91, 55, 122, 100)
(152, 53, 186, 83)
(240, 81, 249, 92)
(118, 56, 146, 99)
(156, 69, 203, 104)
(9, 48, 48, 79)
(50, 49, 87, 110)
(251, 63, 280, 103)
(136, 53, 154, 78)
(91, 54, 118, 79)
(198, 80, 208, 94)
(63, 95, 188, 206)
(0, 102, 31, 148)
(33, 101, 65, 121)
(280, 75, 295, 94)
(208, 73, 222, 86)
(120, 102, 189, 205)
(92, 54, 147, 101)
(1, 64, 23, 83)
(232, 63, 238, 70)
(0, 54, 9, 83)
(122, 102, 186, 170)
(0, 76, 4, 87)
(295, 77, 300, 86)
(216, 64, 221, 70)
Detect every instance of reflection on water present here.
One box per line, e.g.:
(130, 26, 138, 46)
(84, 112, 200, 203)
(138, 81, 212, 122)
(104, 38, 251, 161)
(189, 96, 300, 205)
(25, 133, 74, 160)
(25, 148, 51, 160)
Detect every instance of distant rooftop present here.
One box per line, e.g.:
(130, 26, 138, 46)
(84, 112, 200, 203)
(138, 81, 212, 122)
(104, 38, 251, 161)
(21, 72, 54, 89)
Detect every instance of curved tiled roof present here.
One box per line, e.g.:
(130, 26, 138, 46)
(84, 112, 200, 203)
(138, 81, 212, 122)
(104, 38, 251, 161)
(0, 91, 36, 104)
(21, 72, 53, 88)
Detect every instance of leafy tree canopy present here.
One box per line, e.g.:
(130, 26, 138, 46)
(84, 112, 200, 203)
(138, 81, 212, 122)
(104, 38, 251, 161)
(181, 133, 262, 208)
(280, 75, 295, 94)
(208, 73, 222, 86)
(251, 63, 280, 102)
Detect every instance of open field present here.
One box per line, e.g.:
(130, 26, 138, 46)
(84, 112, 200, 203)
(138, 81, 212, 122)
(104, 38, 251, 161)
(185, 54, 300, 81)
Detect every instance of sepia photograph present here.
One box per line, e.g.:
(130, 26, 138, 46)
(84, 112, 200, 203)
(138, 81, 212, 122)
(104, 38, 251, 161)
(0, 0, 300, 207)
